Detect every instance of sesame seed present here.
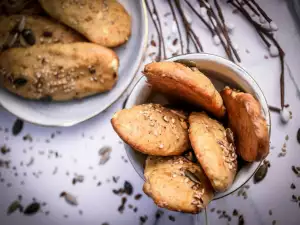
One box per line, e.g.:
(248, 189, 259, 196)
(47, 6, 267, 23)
(159, 144, 164, 149)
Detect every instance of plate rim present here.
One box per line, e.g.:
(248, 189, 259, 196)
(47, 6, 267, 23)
(0, 0, 149, 127)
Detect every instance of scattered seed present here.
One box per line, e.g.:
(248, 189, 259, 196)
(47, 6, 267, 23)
(12, 119, 24, 136)
(1, 145, 10, 154)
(292, 166, 299, 175)
(24, 202, 40, 215)
(184, 170, 201, 184)
(292, 195, 298, 202)
(272, 220, 277, 225)
(60, 192, 78, 206)
(254, 164, 268, 183)
(23, 134, 32, 142)
(26, 157, 34, 167)
(43, 31, 53, 37)
(155, 210, 164, 219)
(124, 181, 133, 195)
(168, 215, 175, 222)
(134, 194, 142, 200)
(133, 207, 138, 212)
(297, 129, 300, 144)
(269, 210, 272, 215)
(233, 209, 238, 216)
(7, 200, 22, 215)
(13, 78, 27, 87)
(238, 215, 244, 225)
(99, 146, 112, 165)
(172, 38, 178, 46)
(97, 181, 102, 186)
(140, 215, 148, 224)
(118, 197, 127, 213)
(21, 29, 36, 45)
(150, 40, 156, 47)
(112, 176, 120, 183)
(291, 183, 296, 189)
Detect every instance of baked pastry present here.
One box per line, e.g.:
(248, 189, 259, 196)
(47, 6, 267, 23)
(143, 156, 214, 213)
(111, 104, 189, 156)
(0, 42, 118, 101)
(188, 112, 237, 192)
(143, 62, 226, 119)
(0, 15, 83, 50)
(220, 87, 269, 162)
(38, 0, 131, 47)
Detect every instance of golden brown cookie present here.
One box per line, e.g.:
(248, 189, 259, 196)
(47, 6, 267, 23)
(143, 156, 214, 213)
(0, 42, 118, 101)
(0, 15, 83, 51)
(220, 87, 269, 162)
(189, 112, 237, 192)
(111, 104, 189, 156)
(38, 0, 131, 47)
(143, 62, 226, 119)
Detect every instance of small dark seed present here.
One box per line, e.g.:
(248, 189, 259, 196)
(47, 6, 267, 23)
(172, 38, 178, 46)
(155, 209, 164, 219)
(134, 194, 142, 200)
(254, 164, 268, 183)
(238, 215, 244, 225)
(140, 215, 148, 223)
(269, 210, 272, 215)
(7, 200, 22, 215)
(297, 128, 300, 144)
(24, 202, 40, 215)
(150, 40, 156, 47)
(291, 183, 296, 189)
(21, 29, 36, 45)
(124, 181, 133, 195)
(43, 31, 53, 37)
(168, 215, 175, 222)
(12, 119, 24, 136)
(292, 166, 299, 175)
(133, 207, 138, 213)
(292, 195, 298, 202)
(13, 78, 27, 87)
(272, 220, 277, 225)
(233, 209, 238, 216)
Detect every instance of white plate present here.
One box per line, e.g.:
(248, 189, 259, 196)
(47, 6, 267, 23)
(124, 53, 271, 200)
(0, 0, 148, 127)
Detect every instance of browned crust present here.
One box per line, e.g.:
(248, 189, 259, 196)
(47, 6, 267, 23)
(143, 62, 226, 119)
(221, 87, 269, 162)
(188, 112, 237, 192)
(111, 104, 189, 156)
(143, 156, 214, 213)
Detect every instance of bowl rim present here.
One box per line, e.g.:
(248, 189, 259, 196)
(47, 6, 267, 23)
(124, 52, 271, 200)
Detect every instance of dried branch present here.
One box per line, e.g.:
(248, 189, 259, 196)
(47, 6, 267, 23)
(145, 0, 162, 61)
(167, 0, 184, 54)
(248, 0, 272, 23)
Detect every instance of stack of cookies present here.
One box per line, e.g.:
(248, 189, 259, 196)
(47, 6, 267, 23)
(111, 61, 270, 214)
(0, 0, 131, 101)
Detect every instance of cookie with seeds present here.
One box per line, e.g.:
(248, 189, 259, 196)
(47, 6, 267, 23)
(143, 156, 214, 213)
(111, 104, 189, 156)
(39, 0, 131, 47)
(0, 42, 118, 101)
(221, 87, 269, 162)
(143, 62, 226, 119)
(0, 15, 84, 51)
(189, 112, 237, 192)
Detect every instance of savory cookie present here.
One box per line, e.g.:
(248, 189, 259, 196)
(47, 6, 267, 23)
(38, 0, 131, 47)
(111, 104, 189, 156)
(0, 15, 83, 50)
(188, 112, 237, 192)
(0, 42, 118, 101)
(143, 156, 214, 213)
(220, 87, 269, 162)
(143, 62, 226, 119)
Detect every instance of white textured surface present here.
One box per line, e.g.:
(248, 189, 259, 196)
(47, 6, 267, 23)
(0, 0, 300, 225)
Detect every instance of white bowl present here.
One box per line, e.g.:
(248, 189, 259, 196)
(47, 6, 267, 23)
(124, 53, 271, 199)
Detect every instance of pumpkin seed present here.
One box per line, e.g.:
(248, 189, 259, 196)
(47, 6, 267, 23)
(13, 78, 27, 87)
(18, 16, 26, 32)
(175, 59, 197, 68)
(99, 146, 112, 165)
(124, 181, 133, 195)
(12, 119, 24, 136)
(254, 164, 268, 183)
(24, 202, 40, 215)
(60, 192, 78, 206)
(297, 128, 300, 144)
(134, 194, 142, 200)
(1, 145, 10, 154)
(226, 128, 234, 144)
(21, 29, 35, 45)
(184, 169, 201, 185)
(7, 200, 22, 215)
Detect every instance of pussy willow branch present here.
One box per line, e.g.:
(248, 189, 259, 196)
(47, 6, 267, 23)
(150, 0, 166, 59)
(175, 0, 203, 52)
(145, 0, 162, 61)
(228, 0, 285, 108)
(167, 0, 184, 55)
